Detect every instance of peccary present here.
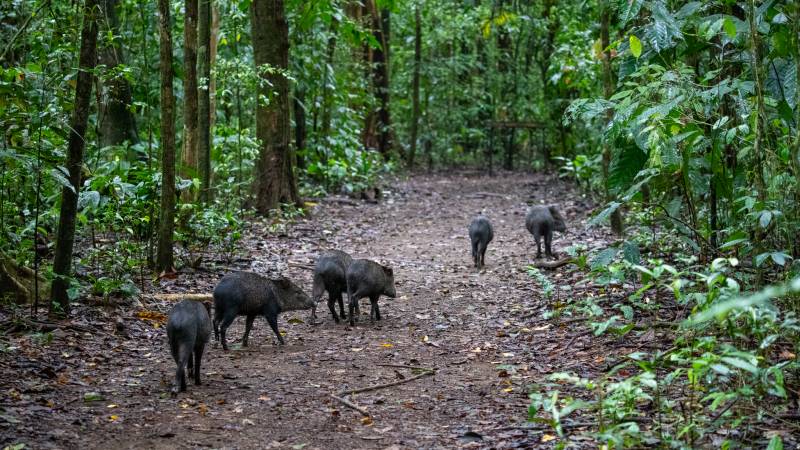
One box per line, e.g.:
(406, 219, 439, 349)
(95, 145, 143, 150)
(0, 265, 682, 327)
(212, 272, 314, 350)
(468, 214, 494, 270)
(167, 300, 211, 395)
(525, 205, 567, 259)
(346, 259, 397, 326)
(311, 250, 353, 323)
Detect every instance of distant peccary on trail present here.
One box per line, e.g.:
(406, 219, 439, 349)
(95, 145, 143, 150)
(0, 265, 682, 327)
(212, 272, 314, 350)
(167, 299, 211, 395)
(346, 259, 397, 326)
(525, 205, 567, 259)
(468, 214, 493, 270)
(312, 250, 353, 323)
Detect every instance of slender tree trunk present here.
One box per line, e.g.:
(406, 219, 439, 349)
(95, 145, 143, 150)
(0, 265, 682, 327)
(251, 0, 299, 213)
(294, 85, 307, 169)
(209, 4, 219, 130)
(600, 2, 623, 236)
(97, 0, 138, 148)
(182, 0, 199, 181)
(197, 0, 212, 202)
(363, 0, 392, 155)
(748, 0, 767, 202)
(320, 19, 339, 148)
(407, 3, 421, 168)
(51, 0, 99, 315)
(156, 0, 176, 273)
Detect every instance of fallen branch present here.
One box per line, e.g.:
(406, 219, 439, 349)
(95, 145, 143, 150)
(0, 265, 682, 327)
(531, 257, 574, 269)
(288, 262, 315, 271)
(328, 394, 370, 417)
(465, 192, 507, 199)
(338, 369, 435, 397)
(376, 363, 436, 372)
(146, 293, 213, 302)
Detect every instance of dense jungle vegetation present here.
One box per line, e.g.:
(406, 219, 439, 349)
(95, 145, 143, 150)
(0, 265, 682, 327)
(1, 0, 799, 448)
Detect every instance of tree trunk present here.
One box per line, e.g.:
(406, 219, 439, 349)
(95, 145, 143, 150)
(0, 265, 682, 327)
(182, 0, 199, 181)
(294, 85, 307, 169)
(97, 0, 138, 148)
(319, 19, 338, 148)
(209, 3, 219, 130)
(748, 0, 767, 202)
(251, 0, 299, 213)
(51, 0, 99, 315)
(600, 2, 623, 236)
(156, 0, 176, 273)
(407, 3, 421, 169)
(197, 0, 212, 202)
(363, 0, 392, 155)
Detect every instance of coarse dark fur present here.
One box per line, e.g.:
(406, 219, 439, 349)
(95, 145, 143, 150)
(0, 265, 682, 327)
(346, 259, 397, 326)
(167, 300, 211, 395)
(212, 272, 313, 350)
(311, 250, 353, 323)
(525, 205, 567, 259)
(468, 214, 493, 270)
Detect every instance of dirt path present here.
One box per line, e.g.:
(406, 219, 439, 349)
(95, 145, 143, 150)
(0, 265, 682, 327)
(1, 172, 613, 449)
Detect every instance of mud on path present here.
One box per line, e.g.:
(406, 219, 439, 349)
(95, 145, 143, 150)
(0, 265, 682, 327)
(1, 172, 614, 449)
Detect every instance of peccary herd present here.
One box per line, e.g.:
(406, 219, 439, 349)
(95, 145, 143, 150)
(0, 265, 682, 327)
(166, 204, 566, 394)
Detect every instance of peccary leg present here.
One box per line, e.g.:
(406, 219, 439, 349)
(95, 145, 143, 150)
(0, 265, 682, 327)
(371, 295, 381, 321)
(471, 239, 479, 267)
(193, 344, 204, 385)
(348, 291, 357, 326)
(212, 316, 219, 342)
(265, 314, 285, 345)
(242, 315, 255, 346)
(336, 292, 346, 319)
(173, 343, 190, 394)
(534, 231, 543, 258)
(476, 241, 485, 270)
(480, 242, 487, 268)
(218, 313, 236, 351)
(327, 295, 340, 322)
(187, 351, 195, 379)
(545, 230, 553, 258)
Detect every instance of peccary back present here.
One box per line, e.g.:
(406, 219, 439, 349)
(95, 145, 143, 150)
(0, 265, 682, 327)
(312, 250, 353, 323)
(167, 299, 211, 394)
(525, 205, 567, 258)
(346, 259, 396, 326)
(468, 215, 493, 270)
(212, 272, 313, 349)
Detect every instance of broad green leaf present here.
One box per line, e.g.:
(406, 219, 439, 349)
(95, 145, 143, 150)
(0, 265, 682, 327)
(50, 168, 76, 194)
(591, 247, 619, 270)
(767, 434, 783, 450)
(759, 211, 772, 228)
(723, 17, 737, 39)
(623, 240, 641, 265)
(629, 35, 642, 58)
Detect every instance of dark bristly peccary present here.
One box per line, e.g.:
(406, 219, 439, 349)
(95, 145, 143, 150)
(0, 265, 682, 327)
(525, 205, 567, 259)
(346, 259, 397, 326)
(167, 300, 211, 395)
(468, 214, 494, 270)
(312, 250, 353, 323)
(212, 272, 314, 350)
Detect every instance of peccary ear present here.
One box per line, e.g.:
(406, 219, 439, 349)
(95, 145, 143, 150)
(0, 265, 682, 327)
(274, 276, 291, 288)
(382, 266, 393, 277)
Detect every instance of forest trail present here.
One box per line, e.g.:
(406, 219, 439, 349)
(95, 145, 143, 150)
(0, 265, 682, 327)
(3, 172, 613, 449)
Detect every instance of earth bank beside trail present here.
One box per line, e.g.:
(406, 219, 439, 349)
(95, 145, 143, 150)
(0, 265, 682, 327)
(1, 171, 616, 449)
